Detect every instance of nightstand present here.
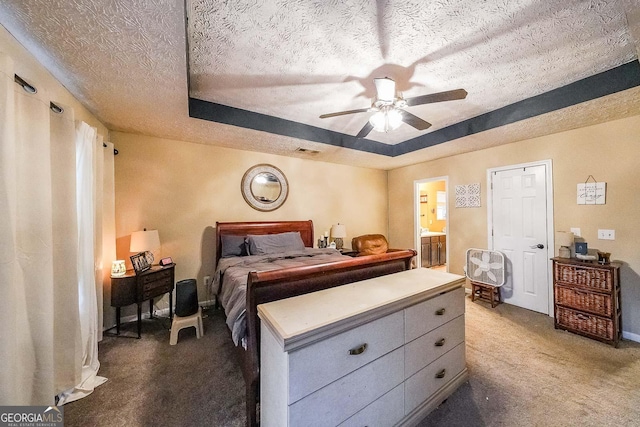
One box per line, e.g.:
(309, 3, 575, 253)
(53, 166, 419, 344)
(111, 264, 175, 338)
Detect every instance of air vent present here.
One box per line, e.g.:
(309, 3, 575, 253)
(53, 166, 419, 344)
(295, 147, 320, 154)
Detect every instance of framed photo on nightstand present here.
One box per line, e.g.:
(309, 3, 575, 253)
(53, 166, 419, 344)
(130, 252, 151, 274)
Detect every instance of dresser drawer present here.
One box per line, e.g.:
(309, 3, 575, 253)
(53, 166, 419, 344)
(404, 342, 466, 415)
(405, 315, 465, 379)
(140, 268, 172, 284)
(338, 384, 404, 427)
(553, 262, 612, 292)
(288, 310, 404, 404)
(555, 284, 613, 317)
(405, 287, 465, 343)
(556, 307, 614, 341)
(141, 281, 173, 300)
(289, 347, 404, 427)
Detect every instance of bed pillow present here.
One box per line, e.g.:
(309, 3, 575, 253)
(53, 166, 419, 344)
(220, 234, 249, 258)
(246, 232, 306, 255)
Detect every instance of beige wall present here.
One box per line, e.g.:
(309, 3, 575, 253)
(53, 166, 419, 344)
(111, 131, 389, 321)
(389, 114, 640, 339)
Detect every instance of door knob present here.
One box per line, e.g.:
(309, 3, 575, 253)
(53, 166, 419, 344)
(530, 244, 544, 249)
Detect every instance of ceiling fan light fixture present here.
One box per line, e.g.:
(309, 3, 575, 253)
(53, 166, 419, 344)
(373, 77, 396, 103)
(369, 108, 402, 133)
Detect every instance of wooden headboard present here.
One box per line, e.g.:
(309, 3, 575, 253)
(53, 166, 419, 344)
(215, 220, 314, 266)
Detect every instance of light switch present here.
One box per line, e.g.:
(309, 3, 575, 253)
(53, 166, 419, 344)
(570, 227, 581, 237)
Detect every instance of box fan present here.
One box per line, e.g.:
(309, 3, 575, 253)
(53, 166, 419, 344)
(465, 248, 506, 307)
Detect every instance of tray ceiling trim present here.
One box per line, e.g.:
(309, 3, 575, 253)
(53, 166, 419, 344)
(189, 60, 640, 158)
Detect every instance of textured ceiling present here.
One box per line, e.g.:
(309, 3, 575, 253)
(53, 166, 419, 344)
(1, 0, 639, 170)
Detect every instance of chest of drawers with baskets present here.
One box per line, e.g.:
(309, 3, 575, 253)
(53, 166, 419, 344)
(258, 268, 468, 427)
(552, 257, 622, 347)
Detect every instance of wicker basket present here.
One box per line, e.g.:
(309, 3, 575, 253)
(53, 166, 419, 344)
(554, 262, 612, 292)
(556, 307, 614, 340)
(555, 285, 612, 317)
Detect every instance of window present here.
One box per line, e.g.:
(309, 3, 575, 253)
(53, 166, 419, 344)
(436, 191, 447, 220)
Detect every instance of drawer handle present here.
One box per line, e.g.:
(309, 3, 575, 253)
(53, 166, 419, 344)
(435, 369, 446, 379)
(435, 338, 446, 347)
(435, 308, 446, 316)
(576, 313, 591, 320)
(348, 343, 367, 356)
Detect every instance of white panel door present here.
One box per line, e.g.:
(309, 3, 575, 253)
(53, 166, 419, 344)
(491, 165, 549, 314)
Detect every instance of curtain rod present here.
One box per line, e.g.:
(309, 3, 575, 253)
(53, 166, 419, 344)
(103, 143, 119, 155)
(15, 74, 65, 114)
(14, 74, 117, 155)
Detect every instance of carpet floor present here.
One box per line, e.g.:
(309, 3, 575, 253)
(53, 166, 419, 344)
(64, 296, 640, 426)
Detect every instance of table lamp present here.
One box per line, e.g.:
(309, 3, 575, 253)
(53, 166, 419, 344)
(556, 231, 574, 258)
(130, 229, 161, 263)
(331, 223, 347, 250)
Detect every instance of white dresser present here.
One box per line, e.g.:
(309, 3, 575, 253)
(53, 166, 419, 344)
(258, 268, 467, 427)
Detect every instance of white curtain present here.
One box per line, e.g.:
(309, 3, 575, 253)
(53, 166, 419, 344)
(56, 122, 108, 405)
(0, 52, 110, 405)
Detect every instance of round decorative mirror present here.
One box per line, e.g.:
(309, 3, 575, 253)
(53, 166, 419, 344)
(241, 164, 289, 211)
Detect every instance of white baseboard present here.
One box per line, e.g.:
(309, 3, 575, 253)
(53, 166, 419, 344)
(622, 330, 640, 343)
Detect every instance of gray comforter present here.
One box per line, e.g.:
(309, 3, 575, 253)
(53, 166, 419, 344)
(214, 248, 347, 346)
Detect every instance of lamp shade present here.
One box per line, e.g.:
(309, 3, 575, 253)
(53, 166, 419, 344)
(556, 231, 574, 248)
(130, 229, 160, 253)
(331, 224, 347, 238)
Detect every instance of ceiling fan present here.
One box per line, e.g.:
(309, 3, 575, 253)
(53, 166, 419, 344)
(319, 77, 467, 138)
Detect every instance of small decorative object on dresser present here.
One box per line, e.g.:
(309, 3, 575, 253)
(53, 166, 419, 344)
(130, 252, 151, 274)
(111, 260, 126, 277)
(555, 231, 574, 258)
(552, 257, 621, 347)
(159, 256, 174, 266)
(575, 241, 588, 255)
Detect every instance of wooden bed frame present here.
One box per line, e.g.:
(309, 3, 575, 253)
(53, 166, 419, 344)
(215, 220, 416, 426)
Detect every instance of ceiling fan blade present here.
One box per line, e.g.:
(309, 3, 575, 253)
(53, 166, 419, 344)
(355, 121, 374, 139)
(401, 110, 432, 131)
(405, 88, 468, 107)
(319, 108, 370, 119)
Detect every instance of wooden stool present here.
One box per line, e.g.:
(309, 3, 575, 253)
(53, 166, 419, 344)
(471, 281, 501, 308)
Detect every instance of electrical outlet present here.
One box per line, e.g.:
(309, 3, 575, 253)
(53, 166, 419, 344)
(204, 275, 211, 287)
(597, 229, 615, 240)
(570, 227, 581, 237)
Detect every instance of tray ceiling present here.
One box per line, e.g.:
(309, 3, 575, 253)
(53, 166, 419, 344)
(1, 0, 639, 169)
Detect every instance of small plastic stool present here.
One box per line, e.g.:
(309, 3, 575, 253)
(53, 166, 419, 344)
(170, 307, 203, 345)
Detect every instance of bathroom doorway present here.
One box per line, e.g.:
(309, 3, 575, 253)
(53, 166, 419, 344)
(414, 177, 448, 271)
